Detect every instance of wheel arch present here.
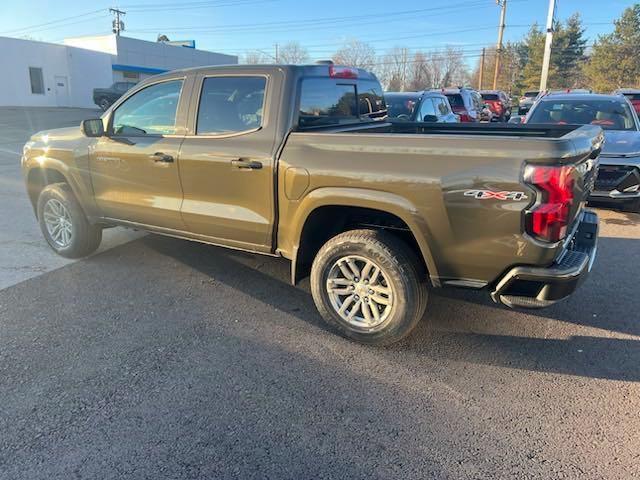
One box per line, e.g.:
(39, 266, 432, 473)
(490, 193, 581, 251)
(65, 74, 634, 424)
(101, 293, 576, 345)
(24, 159, 87, 218)
(283, 187, 438, 286)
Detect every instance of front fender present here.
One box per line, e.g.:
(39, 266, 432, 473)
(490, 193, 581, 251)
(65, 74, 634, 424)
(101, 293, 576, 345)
(22, 148, 98, 219)
(279, 186, 439, 284)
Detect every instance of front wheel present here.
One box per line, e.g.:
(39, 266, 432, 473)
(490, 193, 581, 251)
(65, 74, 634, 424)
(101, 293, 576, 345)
(310, 229, 428, 346)
(37, 183, 102, 258)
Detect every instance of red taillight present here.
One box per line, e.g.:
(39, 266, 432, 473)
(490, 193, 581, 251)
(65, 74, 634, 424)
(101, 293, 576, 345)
(524, 165, 575, 242)
(329, 66, 358, 79)
(456, 110, 473, 122)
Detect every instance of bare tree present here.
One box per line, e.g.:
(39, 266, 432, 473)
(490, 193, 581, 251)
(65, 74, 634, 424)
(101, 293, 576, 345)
(332, 39, 376, 69)
(424, 46, 469, 88)
(407, 52, 433, 91)
(379, 47, 411, 91)
(243, 50, 271, 64)
(277, 42, 310, 64)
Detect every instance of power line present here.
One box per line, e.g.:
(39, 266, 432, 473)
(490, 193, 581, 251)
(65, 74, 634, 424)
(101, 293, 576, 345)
(125, 0, 502, 34)
(0, 9, 106, 35)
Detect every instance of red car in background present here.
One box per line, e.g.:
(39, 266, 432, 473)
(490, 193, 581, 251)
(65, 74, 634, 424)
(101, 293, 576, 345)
(480, 90, 512, 122)
(614, 89, 640, 115)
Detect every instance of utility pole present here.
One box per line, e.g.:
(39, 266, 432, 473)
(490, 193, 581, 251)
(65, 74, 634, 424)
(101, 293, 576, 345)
(493, 0, 507, 90)
(478, 48, 485, 90)
(539, 0, 557, 91)
(275, 43, 279, 63)
(401, 47, 408, 91)
(110, 8, 126, 36)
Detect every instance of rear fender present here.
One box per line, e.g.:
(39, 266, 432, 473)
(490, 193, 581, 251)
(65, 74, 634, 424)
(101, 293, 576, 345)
(283, 187, 439, 285)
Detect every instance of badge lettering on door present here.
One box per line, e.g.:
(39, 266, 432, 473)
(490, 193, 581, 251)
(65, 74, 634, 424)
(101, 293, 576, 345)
(464, 190, 528, 201)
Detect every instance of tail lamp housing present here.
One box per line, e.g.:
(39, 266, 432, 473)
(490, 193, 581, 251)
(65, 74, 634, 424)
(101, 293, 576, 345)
(329, 66, 358, 79)
(524, 164, 576, 243)
(457, 110, 474, 122)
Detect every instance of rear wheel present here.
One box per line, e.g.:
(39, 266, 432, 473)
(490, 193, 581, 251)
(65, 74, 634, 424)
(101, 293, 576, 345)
(310, 229, 428, 346)
(37, 183, 102, 258)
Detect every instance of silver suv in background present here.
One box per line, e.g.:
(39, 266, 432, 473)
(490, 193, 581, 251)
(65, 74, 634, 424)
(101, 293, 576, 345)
(437, 87, 485, 122)
(385, 91, 459, 123)
(518, 90, 540, 115)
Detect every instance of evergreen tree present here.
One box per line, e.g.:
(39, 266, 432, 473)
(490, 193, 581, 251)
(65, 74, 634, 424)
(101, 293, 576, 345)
(518, 24, 546, 91)
(551, 13, 587, 88)
(584, 4, 640, 91)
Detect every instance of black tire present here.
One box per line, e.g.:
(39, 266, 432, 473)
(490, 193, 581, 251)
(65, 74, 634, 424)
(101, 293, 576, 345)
(625, 198, 640, 213)
(37, 183, 102, 258)
(310, 229, 428, 346)
(98, 98, 111, 111)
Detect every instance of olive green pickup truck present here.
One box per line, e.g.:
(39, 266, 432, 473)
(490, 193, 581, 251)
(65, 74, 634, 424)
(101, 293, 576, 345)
(22, 64, 603, 345)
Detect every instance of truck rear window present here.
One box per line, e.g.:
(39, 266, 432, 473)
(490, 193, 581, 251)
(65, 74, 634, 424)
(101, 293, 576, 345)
(298, 78, 386, 129)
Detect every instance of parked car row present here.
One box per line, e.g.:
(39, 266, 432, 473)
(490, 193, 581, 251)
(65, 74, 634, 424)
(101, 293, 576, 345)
(386, 86, 513, 124)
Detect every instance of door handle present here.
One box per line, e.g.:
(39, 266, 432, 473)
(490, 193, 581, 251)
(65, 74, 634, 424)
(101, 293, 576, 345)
(150, 152, 174, 163)
(231, 158, 262, 170)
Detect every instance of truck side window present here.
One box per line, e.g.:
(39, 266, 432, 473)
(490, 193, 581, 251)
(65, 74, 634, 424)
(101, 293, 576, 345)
(196, 76, 267, 135)
(111, 80, 183, 136)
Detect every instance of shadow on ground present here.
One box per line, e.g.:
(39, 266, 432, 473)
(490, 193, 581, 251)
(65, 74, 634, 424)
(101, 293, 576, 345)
(144, 234, 640, 382)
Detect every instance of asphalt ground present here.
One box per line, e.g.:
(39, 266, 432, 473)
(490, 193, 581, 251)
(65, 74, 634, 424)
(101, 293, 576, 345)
(0, 107, 639, 479)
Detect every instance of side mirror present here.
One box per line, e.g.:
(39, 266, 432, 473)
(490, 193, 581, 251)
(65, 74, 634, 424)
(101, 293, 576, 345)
(421, 114, 438, 123)
(508, 116, 523, 124)
(81, 118, 105, 137)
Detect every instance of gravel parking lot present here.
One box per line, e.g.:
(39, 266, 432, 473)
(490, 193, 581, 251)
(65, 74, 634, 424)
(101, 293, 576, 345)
(1, 107, 639, 479)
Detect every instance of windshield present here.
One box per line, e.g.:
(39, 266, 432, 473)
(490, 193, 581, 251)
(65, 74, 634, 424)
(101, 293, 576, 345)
(385, 94, 419, 118)
(528, 99, 638, 131)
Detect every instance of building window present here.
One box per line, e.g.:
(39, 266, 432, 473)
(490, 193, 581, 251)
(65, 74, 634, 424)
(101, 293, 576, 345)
(29, 67, 44, 95)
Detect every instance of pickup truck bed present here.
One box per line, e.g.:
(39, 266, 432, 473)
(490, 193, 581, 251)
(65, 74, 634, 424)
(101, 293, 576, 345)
(22, 63, 603, 345)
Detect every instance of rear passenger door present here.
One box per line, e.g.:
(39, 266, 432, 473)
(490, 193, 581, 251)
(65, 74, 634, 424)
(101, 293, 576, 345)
(177, 72, 281, 252)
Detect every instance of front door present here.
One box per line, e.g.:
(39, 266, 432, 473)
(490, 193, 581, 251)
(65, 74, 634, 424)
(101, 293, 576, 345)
(90, 79, 186, 230)
(54, 76, 69, 107)
(177, 73, 278, 252)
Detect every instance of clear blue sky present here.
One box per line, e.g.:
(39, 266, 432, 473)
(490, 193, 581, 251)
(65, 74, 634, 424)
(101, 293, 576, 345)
(0, 0, 636, 62)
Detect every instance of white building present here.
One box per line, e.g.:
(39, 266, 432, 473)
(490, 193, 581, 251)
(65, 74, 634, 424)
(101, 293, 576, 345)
(0, 35, 237, 108)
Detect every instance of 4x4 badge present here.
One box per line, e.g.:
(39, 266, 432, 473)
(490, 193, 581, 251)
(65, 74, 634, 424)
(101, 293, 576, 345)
(464, 190, 528, 201)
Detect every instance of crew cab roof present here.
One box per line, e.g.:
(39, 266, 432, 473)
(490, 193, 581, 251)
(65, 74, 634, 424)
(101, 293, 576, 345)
(137, 63, 381, 82)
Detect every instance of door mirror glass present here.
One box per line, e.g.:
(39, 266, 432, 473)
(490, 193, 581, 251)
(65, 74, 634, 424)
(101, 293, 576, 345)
(81, 118, 104, 137)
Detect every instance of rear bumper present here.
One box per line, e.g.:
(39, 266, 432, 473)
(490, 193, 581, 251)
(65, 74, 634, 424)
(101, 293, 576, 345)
(491, 210, 598, 309)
